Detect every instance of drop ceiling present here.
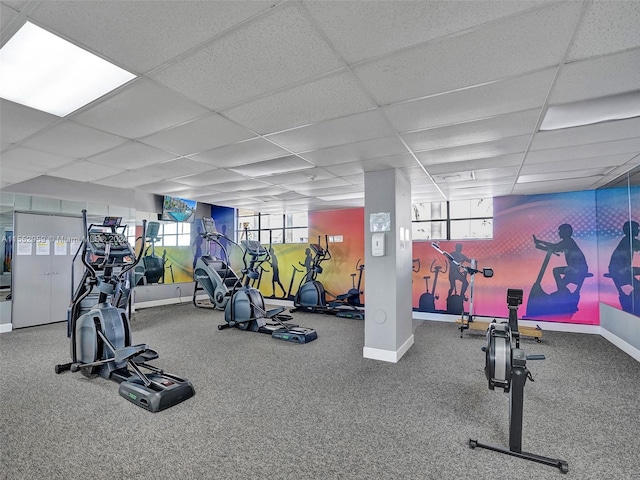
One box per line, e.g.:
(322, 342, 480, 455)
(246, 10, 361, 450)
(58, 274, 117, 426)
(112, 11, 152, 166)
(1, 0, 639, 214)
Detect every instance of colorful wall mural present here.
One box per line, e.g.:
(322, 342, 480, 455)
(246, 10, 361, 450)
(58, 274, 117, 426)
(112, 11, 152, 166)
(170, 186, 638, 325)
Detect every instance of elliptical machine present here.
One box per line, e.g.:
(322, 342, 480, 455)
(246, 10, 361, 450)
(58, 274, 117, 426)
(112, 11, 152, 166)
(135, 221, 165, 285)
(292, 235, 364, 320)
(469, 289, 568, 473)
(218, 226, 318, 344)
(55, 211, 195, 412)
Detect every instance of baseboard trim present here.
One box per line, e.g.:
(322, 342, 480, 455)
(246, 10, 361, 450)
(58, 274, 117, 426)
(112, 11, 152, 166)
(363, 334, 415, 363)
(0, 323, 12, 333)
(600, 327, 640, 362)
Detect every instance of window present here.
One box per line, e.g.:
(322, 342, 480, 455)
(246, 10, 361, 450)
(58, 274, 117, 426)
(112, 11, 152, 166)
(412, 198, 493, 240)
(153, 222, 191, 247)
(237, 209, 308, 244)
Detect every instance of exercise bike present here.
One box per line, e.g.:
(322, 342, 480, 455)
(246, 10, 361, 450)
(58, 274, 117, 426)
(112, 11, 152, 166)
(218, 227, 318, 344)
(55, 212, 195, 412)
(192, 217, 242, 310)
(292, 235, 364, 320)
(469, 288, 568, 474)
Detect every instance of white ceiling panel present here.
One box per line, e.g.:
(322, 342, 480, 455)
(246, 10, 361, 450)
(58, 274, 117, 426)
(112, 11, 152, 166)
(549, 48, 640, 104)
(402, 109, 539, 152)
(136, 180, 199, 194)
(22, 121, 127, 158)
(152, 186, 221, 199)
(383, 69, 555, 133)
(151, 3, 343, 110)
(425, 153, 523, 175)
(0, 166, 39, 184)
(286, 178, 352, 194)
(567, 0, 640, 62)
(354, 2, 582, 105)
(221, 71, 375, 135)
(0, 3, 19, 33)
(140, 114, 255, 156)
(292, 184, 363, 197)
(72, 79, 210, 138)
(47, 160, 125, 182)
(209, 179, 273, 193)
(194, 191, 257, 203)
(86, 141, 177, 170)
(302, 136, 407, 167)
(0, 146, 75, 172)
(144, 158, 217, 180)
(512, 177, 601, 195)
(29, 1, 273, 74)
(229, 156, 315, 178)
(189, 138, 292, 169)
(172, 169, 248, 187)
(93, 170, 165, 189)
(525, 138, 640, 164)
(416, 135, 530, 166)
(530, 117, 640, 151)
(304, 0, 547, 64)
(258, 168, 335, 186)
(340, 173, 364, 185)
(518, 167, 611, 184)
(521, 154, 637, 175)
(266, 110, 395, 153)
(0, 99, 60, 144)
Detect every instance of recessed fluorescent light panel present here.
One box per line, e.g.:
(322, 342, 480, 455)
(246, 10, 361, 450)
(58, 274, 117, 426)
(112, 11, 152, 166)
(0, 22, 135, 116)
(540, 90, 640, 131)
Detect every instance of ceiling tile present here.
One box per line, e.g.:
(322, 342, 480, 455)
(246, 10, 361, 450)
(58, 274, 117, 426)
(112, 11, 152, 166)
(221, 71, 376, 135)
(93, 170, 165, 189)
(208, 179, 273, 192)
(136, 180, 199, 194)
(425, 153, 523, 176)
(417, 135, 530, 166)
(518, 167, 612, 184)
(143, 157, 217, 180)
(150, 186, 221, 199)
(229, 155, 315, 178)
(139, 113, 255, 155)
(304, 0, 547, 64)
(0, 166, 39, 184)
(29, 0, 273, 73)
(302, 136, 407, 167)
(567, 1, 640, 62)
(383, 69, 554, 133)
(550, 49, 640, 104)
(530, 117, 640, 151)
(512, 177, 600, 194)
(294, 184, 362, 197)
(266, 110, 396, 153)
(151, 3, 343, 110)
(525, 137, 640, 164)
(285, 177, 351, 193)
(85, 141, 177, 171)
(0, 146, 75, 172)
(521, 153, 637, 175)
(72, 79, 210, 138)
(354, 2, 582, 105)
(257, 168, 336, 186)
(189, 138, 292, 168)
(174, 169, 251, 187)
(402, 109, 539, 152)
(48, 160, 125, 182)
(0, 99, 60, 144)
(0, 3, 19, 33)
(22, 121, 127, 158)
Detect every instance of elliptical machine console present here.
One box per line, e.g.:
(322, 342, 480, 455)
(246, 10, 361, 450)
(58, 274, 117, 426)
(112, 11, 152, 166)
(470, 289, 568, 473)
(55, 211, 195, 412)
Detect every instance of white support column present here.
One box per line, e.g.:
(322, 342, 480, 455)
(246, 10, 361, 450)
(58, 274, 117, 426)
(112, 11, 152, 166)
(363, 169, 414, 362)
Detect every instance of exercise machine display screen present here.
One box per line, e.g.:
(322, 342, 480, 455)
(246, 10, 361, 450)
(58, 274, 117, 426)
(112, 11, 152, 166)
(102, 217, 122, 227)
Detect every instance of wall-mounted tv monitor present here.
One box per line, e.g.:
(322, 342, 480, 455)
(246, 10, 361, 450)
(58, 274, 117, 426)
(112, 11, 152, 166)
(161, 195, 197, 222)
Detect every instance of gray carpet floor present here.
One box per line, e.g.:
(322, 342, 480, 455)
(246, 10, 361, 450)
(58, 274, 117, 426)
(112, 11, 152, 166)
(1, 303, 639, 480)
